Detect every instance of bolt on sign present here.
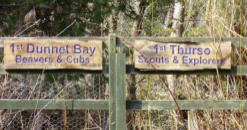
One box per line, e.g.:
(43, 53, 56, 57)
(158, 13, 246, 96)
(4, 39, 102, 70)
(134, 40, 231, 70)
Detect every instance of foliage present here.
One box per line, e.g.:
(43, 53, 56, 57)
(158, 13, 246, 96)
(1, 0, 247, 129)
(0, 0, 114, 36)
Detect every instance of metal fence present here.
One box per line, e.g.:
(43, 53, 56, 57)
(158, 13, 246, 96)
(0, 35, 247, 129)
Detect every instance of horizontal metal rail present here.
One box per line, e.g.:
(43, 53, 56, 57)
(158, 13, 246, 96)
(0, 99, 109, 110)
(0, 37, 247, 47)
(1, 99, 247, 110)
(127, 100, 247, 110)
(0, 37, 107, 48)
(0, 64, 247, 75)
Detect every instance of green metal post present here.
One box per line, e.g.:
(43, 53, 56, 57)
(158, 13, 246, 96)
(116, 53, 126, 130)
(109, 34, 117, 130)
(109, 34, 126, 130)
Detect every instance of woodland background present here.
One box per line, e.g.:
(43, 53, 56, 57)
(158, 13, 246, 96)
(0, 0, 247, 129)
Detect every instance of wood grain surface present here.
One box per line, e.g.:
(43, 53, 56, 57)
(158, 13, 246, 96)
(134, 40, 231, 70)
(4, 39, 102, 70)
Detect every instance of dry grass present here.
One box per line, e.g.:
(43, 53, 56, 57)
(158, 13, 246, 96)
(1, 0, 247, 129)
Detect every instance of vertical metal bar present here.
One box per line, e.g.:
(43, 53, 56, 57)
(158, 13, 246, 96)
(109, 34, 117, 130)
(116, 53, 126, 130)
(109, 34, 116, 53)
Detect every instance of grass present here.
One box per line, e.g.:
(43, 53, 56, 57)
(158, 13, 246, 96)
(1, 0, 247, 129)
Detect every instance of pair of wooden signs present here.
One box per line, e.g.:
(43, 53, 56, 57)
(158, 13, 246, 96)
(4, 39, 231, 70)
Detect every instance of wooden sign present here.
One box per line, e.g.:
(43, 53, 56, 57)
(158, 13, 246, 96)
(4, 39, 102, 70)
(134, 40, 231, 70)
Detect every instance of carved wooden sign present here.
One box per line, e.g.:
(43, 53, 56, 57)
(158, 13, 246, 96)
(134, 40, 231, 70)
(4, 39, 102, 70)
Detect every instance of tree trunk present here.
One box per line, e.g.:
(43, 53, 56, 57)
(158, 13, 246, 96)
(163, 5, 174, 30)
(166, 1, 185, 129)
